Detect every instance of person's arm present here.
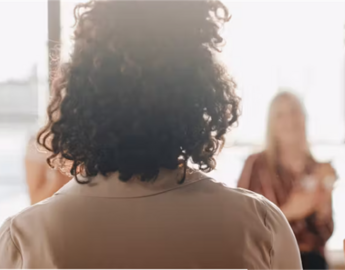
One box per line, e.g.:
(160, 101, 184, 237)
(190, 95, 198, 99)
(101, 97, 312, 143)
(314, 192, 334, 244)
(313, 163, 335, 243)
(263, 199, 302, 269)
(26, 158, 71, 204)
(25, 153, 49, 204)
(25, 139, 70, 204)
(315, 215, 334, 245)
(280, 189, 318, 222)
(0, 219, 22, 268)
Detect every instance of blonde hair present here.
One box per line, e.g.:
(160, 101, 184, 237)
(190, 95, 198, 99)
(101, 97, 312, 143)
(265, 91, 313, 168)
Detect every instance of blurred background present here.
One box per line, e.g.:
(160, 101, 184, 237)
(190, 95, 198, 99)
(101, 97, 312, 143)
(0, 0, 344, 267)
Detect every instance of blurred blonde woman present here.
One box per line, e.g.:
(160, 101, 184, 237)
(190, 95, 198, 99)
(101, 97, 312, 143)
(25, 136, 71, 204)
(238, 91, 335, 270)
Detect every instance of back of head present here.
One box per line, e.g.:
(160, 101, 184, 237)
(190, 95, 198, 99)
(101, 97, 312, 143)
(38, 0, 239, 182)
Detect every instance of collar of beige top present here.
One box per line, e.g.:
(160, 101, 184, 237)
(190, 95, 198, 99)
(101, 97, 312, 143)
(56, 168, 209, 198)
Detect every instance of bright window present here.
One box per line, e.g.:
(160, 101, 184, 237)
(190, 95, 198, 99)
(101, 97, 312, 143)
(0, 1, 48, 223)
(222, 2, 345, 145)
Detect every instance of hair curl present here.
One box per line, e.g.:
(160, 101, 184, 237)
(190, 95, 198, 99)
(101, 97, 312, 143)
(38, 0, 240, 183)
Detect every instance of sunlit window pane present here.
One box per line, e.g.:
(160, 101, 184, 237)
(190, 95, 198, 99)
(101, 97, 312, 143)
(222, 2, 345, 145)
(0, 1, 48, 222)
(60, 0, 88, 62)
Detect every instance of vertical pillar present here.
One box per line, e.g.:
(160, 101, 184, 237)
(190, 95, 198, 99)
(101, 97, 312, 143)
(47, 0, 61, 88)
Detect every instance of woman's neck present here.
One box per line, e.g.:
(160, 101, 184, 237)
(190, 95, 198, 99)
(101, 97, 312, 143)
(278, 144, 307, 174)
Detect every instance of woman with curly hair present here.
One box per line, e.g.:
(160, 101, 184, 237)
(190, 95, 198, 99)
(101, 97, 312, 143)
(0, 1, 301, 268)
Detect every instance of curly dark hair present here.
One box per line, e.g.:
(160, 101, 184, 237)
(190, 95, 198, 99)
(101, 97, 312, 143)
(38, 0, 240, 183)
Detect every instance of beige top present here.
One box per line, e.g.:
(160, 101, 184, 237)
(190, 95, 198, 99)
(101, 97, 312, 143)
(0, 169, 302, 269)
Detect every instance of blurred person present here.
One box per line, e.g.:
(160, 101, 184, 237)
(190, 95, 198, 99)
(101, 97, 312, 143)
(25, 136, 71, 204)
(238, 91, 335, 269)
(0, 1, 301, 268)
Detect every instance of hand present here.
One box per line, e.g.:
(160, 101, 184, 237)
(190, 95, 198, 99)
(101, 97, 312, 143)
(314, 163, 336, 179)
(313, 163, 336, 190)
(281, 187, 319, 221)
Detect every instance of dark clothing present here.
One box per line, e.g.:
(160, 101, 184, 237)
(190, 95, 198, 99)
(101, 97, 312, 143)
(301, 251, 328, 270)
